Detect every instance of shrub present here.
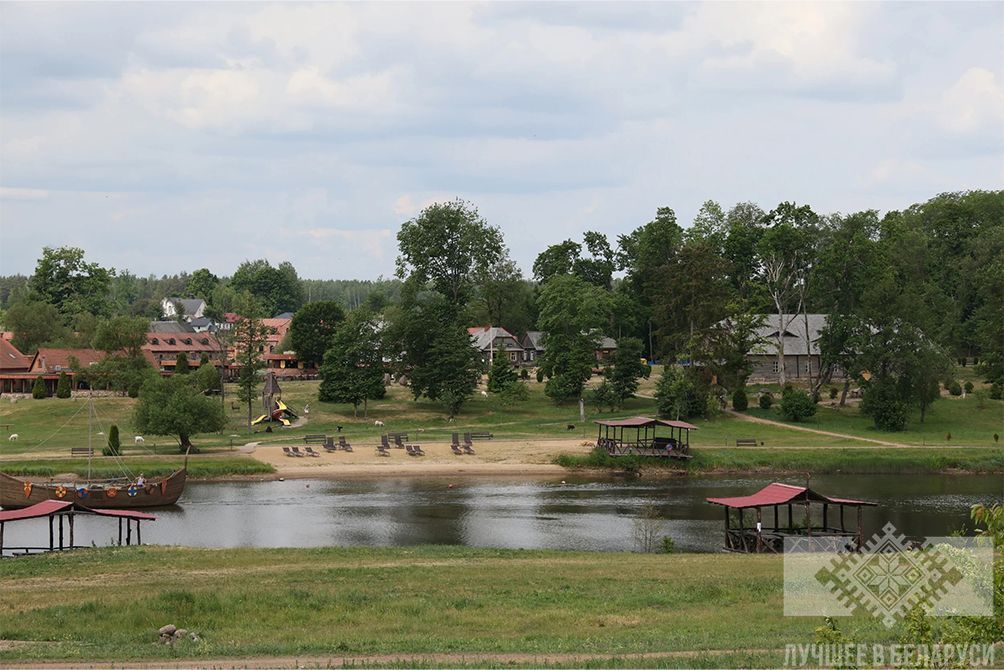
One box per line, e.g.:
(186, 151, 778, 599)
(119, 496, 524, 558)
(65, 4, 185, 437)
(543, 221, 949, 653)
(829, 387, 838, 400)
(535, 369, 544, 383)
(487, 355, 518, 393)
(779, 388, 817, 422)
(588, 381, 617, 412)
(498, 381, 530, 406)
(103, 424, 121, 457)
(31, 376, 47, 399)
(862, 380, 908, 431)
(127, 384, 140, 398)
(759, 393, 773, 410)
(661, 536, 676, 554)
(655, 367, 708, 420)
(55, 371, 71, 399)
(963, 381, 974, 394)
(732, 387, 748, 411)
(519, 368, 529, 380)
(642, 365, 652, 379)
(990, 383, 1003, 400)
(949, 381, 963, 396)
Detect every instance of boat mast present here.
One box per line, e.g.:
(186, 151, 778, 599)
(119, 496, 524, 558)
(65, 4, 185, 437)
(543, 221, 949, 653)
(87, 393, 93, 483)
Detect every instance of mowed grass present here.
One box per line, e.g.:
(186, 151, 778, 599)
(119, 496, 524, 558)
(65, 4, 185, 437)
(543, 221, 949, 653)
(0, 456, 274, 479)
(0, 545, 902, 664)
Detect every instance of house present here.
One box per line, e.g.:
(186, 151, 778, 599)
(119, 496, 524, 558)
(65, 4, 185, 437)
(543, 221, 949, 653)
(594, 335, 618, 363)
(747, 313, 841, 382)
(264, 352, 317, 379)
(15, 347, 105, 394)
(468, 326, 525, 365)
(520, 331, 545, 365)
(0, 338, 35, 393)
(160, 297, 206, 322)
(143, 332, 224, 374)
(149, 320, 195, 333)
(262, 318, 292, 354)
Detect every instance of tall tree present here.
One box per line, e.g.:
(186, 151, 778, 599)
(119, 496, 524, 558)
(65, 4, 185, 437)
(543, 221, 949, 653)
(133, 373, 226, 450)
(318, 310, 385, 417)
(231, 294, 271, 432)
(5, 300, 67, 353)
(607, 337, 647, 407)
(185, 268, 219, 301)
(230, 259, 304, 316)
(83, 315, 154, 395)
(29, 246, 113, 318)
(289, 301, 346, 368)
(395, 199, 505, 309)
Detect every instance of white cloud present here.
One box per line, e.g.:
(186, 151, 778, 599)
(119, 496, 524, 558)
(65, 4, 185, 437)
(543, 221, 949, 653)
(0, 187, 49, 200)
(940, 67, 1004, 136)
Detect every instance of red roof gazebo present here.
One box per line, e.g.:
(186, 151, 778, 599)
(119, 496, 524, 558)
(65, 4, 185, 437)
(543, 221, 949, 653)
(706, 482, 876, 553)
(0, 500, 155, 557)
(595, 416, 696, 460)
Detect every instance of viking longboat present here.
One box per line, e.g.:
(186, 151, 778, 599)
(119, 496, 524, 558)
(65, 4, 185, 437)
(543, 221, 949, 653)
(0, 468, 186, 509)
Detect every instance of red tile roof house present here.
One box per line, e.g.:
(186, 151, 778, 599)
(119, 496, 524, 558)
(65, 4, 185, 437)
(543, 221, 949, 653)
(142, 333, 225, 374)
(0, 346, 104, 395)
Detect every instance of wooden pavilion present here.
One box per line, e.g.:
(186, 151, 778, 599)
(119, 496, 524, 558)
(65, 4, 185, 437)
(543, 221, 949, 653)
(0, 500, 155, 557)
(595, 417, 696, 459)
(705, 482, 876, 553)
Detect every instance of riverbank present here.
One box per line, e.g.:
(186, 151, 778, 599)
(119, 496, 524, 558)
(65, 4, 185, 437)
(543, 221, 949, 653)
(0, 545, 901, 667)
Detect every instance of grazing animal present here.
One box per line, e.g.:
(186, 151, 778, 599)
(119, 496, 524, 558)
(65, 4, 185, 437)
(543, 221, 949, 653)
(374, 420, 385, 427)
(480, 391, 488, 397)
(303, 404, 310, 415)
(336, 425, 343, 432)
(8, 434, 18, 441)
(566, 424, 575, 431)
(134, 436, 145, 444)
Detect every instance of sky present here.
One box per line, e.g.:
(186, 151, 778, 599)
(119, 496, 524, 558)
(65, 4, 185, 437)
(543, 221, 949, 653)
(1, 2, 1002, 280)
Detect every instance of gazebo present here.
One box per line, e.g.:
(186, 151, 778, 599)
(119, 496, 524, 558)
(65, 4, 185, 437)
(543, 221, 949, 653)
(0, 500, 156, 557)
(595, 416, 696, 459)
(705, 482, 876, 553)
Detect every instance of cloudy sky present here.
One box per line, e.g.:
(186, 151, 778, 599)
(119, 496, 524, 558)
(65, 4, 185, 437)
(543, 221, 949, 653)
(1, 2, 1002, 280)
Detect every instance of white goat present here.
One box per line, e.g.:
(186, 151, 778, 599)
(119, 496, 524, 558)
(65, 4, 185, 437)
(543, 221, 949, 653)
(374, 420, 385, 427)
(8, 433, 18, 441)
(480, 391, 488, 397)
(134, 436, 145, 444)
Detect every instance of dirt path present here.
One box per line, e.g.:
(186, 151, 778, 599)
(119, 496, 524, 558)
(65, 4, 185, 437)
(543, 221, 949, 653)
(0, 648, 776, 669)
(723, 409, 912, 447)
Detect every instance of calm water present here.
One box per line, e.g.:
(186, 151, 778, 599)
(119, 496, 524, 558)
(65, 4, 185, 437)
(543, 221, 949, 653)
(3, 474, 1002, 554)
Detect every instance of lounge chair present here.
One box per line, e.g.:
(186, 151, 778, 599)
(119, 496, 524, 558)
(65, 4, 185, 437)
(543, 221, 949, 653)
(394, 435, 406, 449)
(338, 436, 353, 452)
(323, 437, 338, 452)
(381, 434, 391, 450)
(463, 443, 475, 455)
(376, 442, 390, 457)
(304, 446, 321, 457)
(290, 446, 306, 457)
(411, 443, 425, 456)
(462, 433, 475, 454)
(405, 444, 417, 456)
(282, 446, 296, 457)
(451, 443, 464, 455)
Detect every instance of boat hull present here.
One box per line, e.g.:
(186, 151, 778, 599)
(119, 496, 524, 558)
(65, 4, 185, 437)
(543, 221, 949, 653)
(0, 470, 187, 509)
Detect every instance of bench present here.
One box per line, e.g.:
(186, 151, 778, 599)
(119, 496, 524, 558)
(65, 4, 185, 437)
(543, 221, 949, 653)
(387, 432, 408, 441)
(736, 438, 759, 447)
(71, 447, 94, 456)
(470, 431, 493, 440)
(303, 434, 327, 445)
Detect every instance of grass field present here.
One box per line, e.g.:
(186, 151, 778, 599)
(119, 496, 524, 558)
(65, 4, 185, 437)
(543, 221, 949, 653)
(0, 545, 908, 665)
(0, 456, 274, 479)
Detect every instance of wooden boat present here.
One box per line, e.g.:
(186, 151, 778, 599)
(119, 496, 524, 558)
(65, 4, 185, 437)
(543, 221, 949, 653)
(0, 468, 186, 509)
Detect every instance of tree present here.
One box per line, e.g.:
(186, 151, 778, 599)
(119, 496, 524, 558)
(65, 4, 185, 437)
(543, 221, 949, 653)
(533, 232, 616, 288)
(31, 375, 47, 399)
(655, 366, 708, 420)
(487, 352, 518, 393)
(231, 294, 271, 432)
(472, 258, 536, 337)
(318, 311, 385, 417)
(55, 371, 71, 398)
(778, 387, 817, 422)
(533, 239, 581, 283)
(230, 259, 304, 316)
(396, 199, 505, 308)
(5, 300, 67, 353)
(105, 424, 121, 456)
(607, 337, 646, 407)
(185, 268, 219, 301)
(29, 246, 113, 318)
(289, 301, 346, 368)
(84, 316, 154, 395)
(133, 373, 226, 450)
(175, 353, 190, 374)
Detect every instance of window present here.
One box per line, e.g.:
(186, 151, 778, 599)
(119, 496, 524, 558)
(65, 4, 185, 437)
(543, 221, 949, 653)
(771, 360, 780, 374)
(805, 361, 812, 374)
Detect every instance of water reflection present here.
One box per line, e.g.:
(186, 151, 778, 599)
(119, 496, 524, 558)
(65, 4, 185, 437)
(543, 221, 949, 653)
(3, 474, 1001, 554)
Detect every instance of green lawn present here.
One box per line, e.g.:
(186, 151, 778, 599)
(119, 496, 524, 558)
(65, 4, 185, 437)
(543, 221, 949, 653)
(0, 546, 907, 665)
(0, 455, 273, 479)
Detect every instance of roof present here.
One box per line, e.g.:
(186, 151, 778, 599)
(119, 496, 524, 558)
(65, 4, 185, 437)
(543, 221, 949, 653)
(522, 331, 546, 350)
(163, 298, 206, 314)
(752, 314, 829, 356)
(274, 312, 295, 319)
(31, 348, 104, 373)
(467, 325, 523, 351)
(0, 500, 156, 522)
(144, 333, 221, 353)
(149, 320, 195, 333)
(705, 482, 876, 509)
(0, 338, 32, 372)
(594, 416, 699, 430)
(596, 336, 618, 350)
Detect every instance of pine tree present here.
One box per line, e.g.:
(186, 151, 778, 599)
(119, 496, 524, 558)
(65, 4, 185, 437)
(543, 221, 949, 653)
(106, 424, 121, 456)
(175, 352, 190, 374)
(32, 375, 47, 399)
(55, 371, 71, 398)
(487, 353, 518, 393)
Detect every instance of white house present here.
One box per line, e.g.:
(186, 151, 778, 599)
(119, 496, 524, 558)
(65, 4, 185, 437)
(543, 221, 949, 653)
(161, 298, 206, 322)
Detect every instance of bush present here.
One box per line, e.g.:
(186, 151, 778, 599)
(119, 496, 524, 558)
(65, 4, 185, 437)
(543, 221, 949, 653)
(127, 384, 140, 398)
(589, 381, 617, 412)
(498, 381, 530, 406)
(759, 393, 773, 410)
(31, 376, 47, 399)
(949, 381, 963, 396)
(655, 367, 708, 420)
(103, 424, 121, 457)
(990, 383, 1003, 400)
(963, 381, 974, 394)
(535, 368, 544, 383)
(732, 387, 748, 412)
(779, 388, 817, 422)
(519, 368, 529, 380)
(487, 355, 518, 393)
(829, 387, 839, 400)
(862, 380, 908, 431)
(661, 536, 676, 554)
(55, 371, 71, 399)
(642, 365, 652, 379)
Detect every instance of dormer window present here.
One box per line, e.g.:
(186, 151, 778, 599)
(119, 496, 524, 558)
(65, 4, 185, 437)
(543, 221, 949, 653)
(151, 338, 159, 345)
(184, 338, 192, 345)
(168, 338, 176, 345)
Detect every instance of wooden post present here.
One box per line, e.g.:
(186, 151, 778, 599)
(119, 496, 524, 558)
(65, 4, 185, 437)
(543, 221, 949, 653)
(58, 514, 64, 550)
(774, 505, 779, 531)
(118, 519, 123, 546)
(804, 502, 811, 537)
(48, 515, 54, 551)
(136, 521, 141, 546)
(856, 506, 863, 550)
(69, 512, 74, 548)
(756, 507, 763, 553)
(724, 507, 730, 549)
(126, 519, 132, 546)
(822, 503, 828, 532)
(787, 504, 793, 530)
(840, 506, 845, 533)
(1, 521, 5, 556)
(738, 508, 745, 551)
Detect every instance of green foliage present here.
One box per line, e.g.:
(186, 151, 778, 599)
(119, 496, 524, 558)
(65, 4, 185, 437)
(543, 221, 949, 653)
(29, 246, 113, 318)
(5, 300, 68, 353)
(185, 268, 219, 301)
(194, 361, 222, 394)
(31, 375, 47, 399)
(861, 379, 908, 431)
(607, 337, 646, 407)
(104, 424, 121, 457)
(949, 381, 963, 396)
(588, 380, 618, 412)
(175, 352, 190, 374)
(828, 387, 838, 399)
(731, 387, 748, 411)
(487, 354, 518, 393)
(133, 373, 226, 449)
(964, 381, 974, 393)
(318, 311, 385, 417)
(498, 381, 530, 406)
(655, 366, 708, 420)
(778, 388, 817, 422)
(990, 383, 1002, 400)
(289, 301, 346, 367)
(660, 536, 676, 554)
(230, 259, 304, 316)
(230, 294, 271, 430)
(759, 392, 773, 409)
(55, 371, 71, 398)
(519, 367, 529, 380)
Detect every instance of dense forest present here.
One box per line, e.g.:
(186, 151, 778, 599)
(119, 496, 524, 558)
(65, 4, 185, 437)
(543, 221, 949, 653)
(2, 189, 1001, 430)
